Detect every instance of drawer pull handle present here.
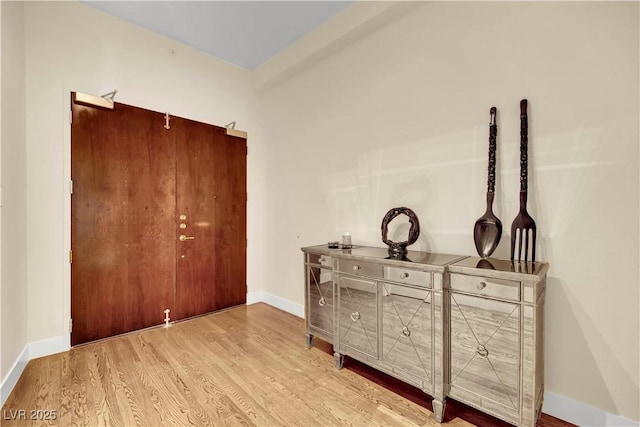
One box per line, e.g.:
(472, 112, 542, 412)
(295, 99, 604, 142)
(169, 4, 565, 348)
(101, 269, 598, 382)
(319, 257, 325, 263)
(353, 265, 361, 271)
(350, 312, 361, 322)
(402, 272, 410, 279)
(318, 297, 326, 307)
(401, 326, 411, 337)
(476, 345, 489, 357)
(477, 281, 487, 290)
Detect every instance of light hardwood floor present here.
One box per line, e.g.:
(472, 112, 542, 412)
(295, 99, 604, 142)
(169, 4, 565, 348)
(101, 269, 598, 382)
(2, 303, 572, 426)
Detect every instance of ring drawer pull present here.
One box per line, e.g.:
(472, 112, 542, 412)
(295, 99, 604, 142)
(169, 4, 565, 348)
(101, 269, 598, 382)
(401, 326, 411, 337)
(477, 281, 487, 290)
(318, 297, 326, 307)
(401, 272, 410, 279)
(476, 345, 489, 357)
(350, 312, 361, 322)
(353, 265, 361, 271)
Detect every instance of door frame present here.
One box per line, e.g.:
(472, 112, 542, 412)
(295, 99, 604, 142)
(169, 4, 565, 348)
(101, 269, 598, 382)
(63, 89, 72, 349)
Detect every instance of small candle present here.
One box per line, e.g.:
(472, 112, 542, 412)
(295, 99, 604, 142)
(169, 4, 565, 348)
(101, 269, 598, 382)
(342, 233, 352, 247)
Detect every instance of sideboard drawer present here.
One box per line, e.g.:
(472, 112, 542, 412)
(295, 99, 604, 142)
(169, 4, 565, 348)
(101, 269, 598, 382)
(307, 253, 333, 267)
(383, 266, 431, 288)
(338, 259, 383, 278)
(450, 274, 520, 301)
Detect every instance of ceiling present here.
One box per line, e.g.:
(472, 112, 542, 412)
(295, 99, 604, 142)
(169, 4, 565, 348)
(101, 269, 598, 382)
(84, 1, 352, 70)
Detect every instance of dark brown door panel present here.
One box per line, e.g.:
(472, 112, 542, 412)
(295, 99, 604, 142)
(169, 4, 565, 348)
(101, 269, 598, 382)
(71, 95, 246, 345)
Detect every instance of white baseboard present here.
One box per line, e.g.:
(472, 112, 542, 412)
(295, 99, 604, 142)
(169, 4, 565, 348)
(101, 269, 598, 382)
(29, 335, 69, 360)
(1, 335, 69, 407)
(543, 391, 638, 426)
(246, 291, 304, 318)
(0, 344, 29, 407)
(246, 290, 266, 306)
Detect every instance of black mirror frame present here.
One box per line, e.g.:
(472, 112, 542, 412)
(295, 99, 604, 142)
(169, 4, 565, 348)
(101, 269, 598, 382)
(381, 207, 420, 256)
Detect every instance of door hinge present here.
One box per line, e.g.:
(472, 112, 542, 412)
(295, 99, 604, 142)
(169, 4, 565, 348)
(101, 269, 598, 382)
(69, 319, 73, 333)
(69, 110, 73, 125)
(69, 180, 73, 194)
(69, 250, 73, 264)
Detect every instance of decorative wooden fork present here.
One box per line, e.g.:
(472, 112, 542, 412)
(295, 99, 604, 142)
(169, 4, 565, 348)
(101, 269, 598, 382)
(510, 99, 537, 263)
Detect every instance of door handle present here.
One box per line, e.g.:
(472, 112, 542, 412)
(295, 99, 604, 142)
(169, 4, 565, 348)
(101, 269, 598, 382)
(179, 235, 195, 242)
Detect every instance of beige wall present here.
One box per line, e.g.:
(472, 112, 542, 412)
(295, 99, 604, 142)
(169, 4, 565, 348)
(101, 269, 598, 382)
(0, 0, 3, 384)
(1, 0, 28, 381)
(255, 1, 639, 421)
(23, 1, 264, 343)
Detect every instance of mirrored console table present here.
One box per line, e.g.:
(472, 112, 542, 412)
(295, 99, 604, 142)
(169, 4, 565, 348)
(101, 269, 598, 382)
(302, 245, 549, 427)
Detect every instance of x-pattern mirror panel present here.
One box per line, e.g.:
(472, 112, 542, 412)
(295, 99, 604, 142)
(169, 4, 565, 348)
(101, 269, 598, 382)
(308, 266, 333, 335)
(450, 293, 520, 410)
(382, 283, 433, 384)
(339, 277, 377, 358)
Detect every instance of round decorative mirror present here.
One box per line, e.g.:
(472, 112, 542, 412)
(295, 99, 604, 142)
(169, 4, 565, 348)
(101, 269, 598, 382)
(381, 207, 420, 256)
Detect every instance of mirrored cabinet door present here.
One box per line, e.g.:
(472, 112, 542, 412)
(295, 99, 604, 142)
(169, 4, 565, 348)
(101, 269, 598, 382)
(307, 264, 334, 339)
(338, 275, 378, 358)
(381, 282, 433, 389)
(449, 292, 521, 421)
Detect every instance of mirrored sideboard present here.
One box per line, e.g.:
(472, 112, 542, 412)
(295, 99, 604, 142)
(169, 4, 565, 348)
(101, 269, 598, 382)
(302, 245, 549, 427)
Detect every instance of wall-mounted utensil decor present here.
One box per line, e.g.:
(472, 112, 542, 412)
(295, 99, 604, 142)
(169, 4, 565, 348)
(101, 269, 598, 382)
(510, 99, 537, 262)
(381, 207, 420, 257)
(473, 106, 502, 258)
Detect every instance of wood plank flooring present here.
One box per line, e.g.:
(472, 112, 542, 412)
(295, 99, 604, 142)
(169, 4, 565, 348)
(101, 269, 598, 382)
(2, 303, 573, 426)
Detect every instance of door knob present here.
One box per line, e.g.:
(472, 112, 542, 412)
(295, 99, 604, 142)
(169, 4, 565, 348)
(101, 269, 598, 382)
(476, 344, 489, 357)
(179, 235, 195, 242)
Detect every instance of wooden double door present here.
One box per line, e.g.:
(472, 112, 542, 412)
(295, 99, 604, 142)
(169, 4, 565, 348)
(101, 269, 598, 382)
(71, 96, 246, 345)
